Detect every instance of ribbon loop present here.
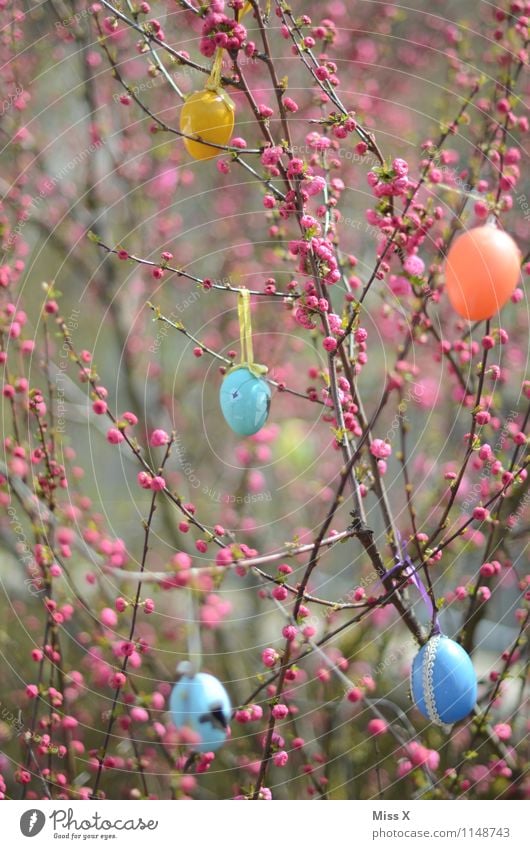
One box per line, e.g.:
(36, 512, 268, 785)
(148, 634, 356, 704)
(238, 287, 254, 366)
(383, 533, 441, 636)
(205, 47, 225, 92)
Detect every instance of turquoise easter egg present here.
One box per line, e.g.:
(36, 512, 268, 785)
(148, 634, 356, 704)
(169, 672, 231, 753)
(411, 635, 477, 725)
(220, 367, 271, 436)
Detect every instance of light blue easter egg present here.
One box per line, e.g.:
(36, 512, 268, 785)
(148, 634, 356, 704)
(411, 635, 477, 725)
(170, 672, 231, 753)
(220, 367, 271, 436)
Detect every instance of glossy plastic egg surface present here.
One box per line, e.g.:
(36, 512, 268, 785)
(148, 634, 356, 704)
(170, 672, 231, 753)
(220, 367, 271, 436)
(411, 635, 477, 725)
(445, 226, 520, 321)
(180, 89, 235, 161)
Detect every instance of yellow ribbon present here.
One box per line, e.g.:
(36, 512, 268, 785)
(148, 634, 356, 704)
(241, 1, 271, 19)
(238, 287, 254, 365)
(235, 288, 268, 376)
(205, 47, 225, 92)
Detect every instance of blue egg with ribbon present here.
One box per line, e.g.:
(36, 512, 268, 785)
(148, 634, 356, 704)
(220, 366, 271, 436)
(170, 672, 231, 753)
(411, 634, 477, 725)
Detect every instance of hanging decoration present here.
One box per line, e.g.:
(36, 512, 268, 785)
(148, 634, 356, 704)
(410, 634, 477, 726)
(170, 670, 232, 753)
(383, 535, 477, 726)
(180, 47, 235, 161)
(444, 223, 520, 321)
(219, 288, 271, 436)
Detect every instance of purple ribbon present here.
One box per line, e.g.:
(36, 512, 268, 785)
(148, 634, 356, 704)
(383, 533, 441, 635)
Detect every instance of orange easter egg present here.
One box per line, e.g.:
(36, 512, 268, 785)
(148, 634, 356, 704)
(444, 226, 520, 321)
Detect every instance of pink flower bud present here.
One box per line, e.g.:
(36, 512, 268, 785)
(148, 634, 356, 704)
(346, 687, 363, 703)
(494, 723, 511, 741)
(262, 648, 278, 668)
(107, 428, 124, 445)
(150, 475, 166, 491)
(130, 707, 149, 723)
(282, 625, 297, 641)
(216, 547, 233, 566)
(367, 718, 388, 736)
(150, 429, 169, 447)
(101, 607, 118, 628)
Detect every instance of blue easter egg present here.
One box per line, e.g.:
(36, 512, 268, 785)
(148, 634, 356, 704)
(220, 367, 271, 436)
(169, 672, 231, 753)
(411, 635, 477, 725)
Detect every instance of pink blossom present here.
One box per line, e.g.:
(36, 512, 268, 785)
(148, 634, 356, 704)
(122, 411, 138, 426)
(370, 439, 392, 459)
(403, 254, 425, 276)
(305, 175, 326, 196)
(493, 723, 511, 741)
(130, 707, 149, 723)
(346, 687, 363, 703)
(109, 672, 125, 689)
(272, 585, 288, 601)
(262, 648, 278, 668)
(150, 475, 166, 491)
(282, 625, 297, 641)
(261, 146, 282, 166)
(478, 586, 491, 602)
(393, 157, 409, 177)
(215, 547, 233, 566)
(367, 718, 388, 736)
(101, 607, 118, 628)
(106, 428, 124, 445)
(150, 429, 169, 446)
